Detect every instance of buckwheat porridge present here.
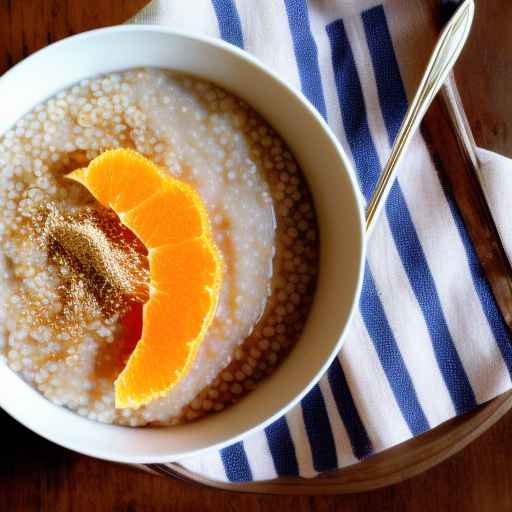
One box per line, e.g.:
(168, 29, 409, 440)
(0, 68, 319, 426)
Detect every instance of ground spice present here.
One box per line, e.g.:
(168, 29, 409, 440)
(34, 203, 149, 320)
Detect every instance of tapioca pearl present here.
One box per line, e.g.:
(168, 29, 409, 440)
(208, 389, 219, 400)
(201, 399, 213, 412)
(97, 411, 113, 423)
(248, 347, 261, 359)
(190, 398, 202, 411)
(286, 226, 299, 239)
(262, 326, 275, 338)
(127, 417, 141, 427)
(293, 242, 305, 256)
(274, 323, 287, 335)
(233, 347, 245, 360)
(239, 362, 253, 377)
(230, 383, 243, 395)
(289, 293, 301, 305)
(221, 370, 235, 383)
(278, 204, 291, 218)
(246, 356, 258, 369)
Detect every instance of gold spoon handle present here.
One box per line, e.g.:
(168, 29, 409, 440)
(365, 0, 475, 235)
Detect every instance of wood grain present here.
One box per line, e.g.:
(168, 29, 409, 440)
(421, 76, 512, 330)
(455, 0, 512, 159)
(1, 0, 512, 510)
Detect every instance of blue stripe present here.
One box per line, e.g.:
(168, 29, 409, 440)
(325, 19, 380, 202)
(220, 442, 253, 482)
(361, 5, 477, 414)
(327, 358, 373, 458)
(326, 17, 431, 434)
(360, 264, 430, 434)
(283, 0, 327, 118)
(211, 0, 244, 48)
(301, 385, 338, 472)
(264, 416, 299, 476)
(361, 6, 406, 144)
(386, 184, 476, 413)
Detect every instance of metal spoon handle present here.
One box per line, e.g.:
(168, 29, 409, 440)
(365, 0, 475, 235)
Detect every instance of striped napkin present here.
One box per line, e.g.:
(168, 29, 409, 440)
(130, 0, 512, 482)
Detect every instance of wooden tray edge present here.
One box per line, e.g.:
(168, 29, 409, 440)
(159, 392, 512, 494)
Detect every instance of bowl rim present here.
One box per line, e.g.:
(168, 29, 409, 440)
(0, 24, 366, 463)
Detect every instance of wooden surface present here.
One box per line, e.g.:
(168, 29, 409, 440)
(1, 0, 512, 510)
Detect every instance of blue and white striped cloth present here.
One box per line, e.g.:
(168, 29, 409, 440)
(130, 0, 512, 482)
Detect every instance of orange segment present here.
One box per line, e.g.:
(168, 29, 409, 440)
(150, 238, 221, 293)
(107, 150, 164, 212)
(114, 289, 215, 408)
(67, 149, 164, 212)
(121, 182, 208, 249)
(65, 148, 223, 409)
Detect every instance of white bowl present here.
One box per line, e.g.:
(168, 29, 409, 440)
(0, 26, 365, 463)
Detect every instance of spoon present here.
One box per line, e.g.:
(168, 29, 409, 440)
(365, 0, 475, 235)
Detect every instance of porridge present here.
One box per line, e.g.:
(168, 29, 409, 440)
(0, 68, 319, 426)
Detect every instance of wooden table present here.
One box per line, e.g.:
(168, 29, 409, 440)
(1, 1, 512, 510)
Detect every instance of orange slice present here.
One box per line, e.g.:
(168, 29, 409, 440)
(66, 148, 223, 408)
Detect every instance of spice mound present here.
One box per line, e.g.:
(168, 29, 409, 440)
(39, 205, 149, 319)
